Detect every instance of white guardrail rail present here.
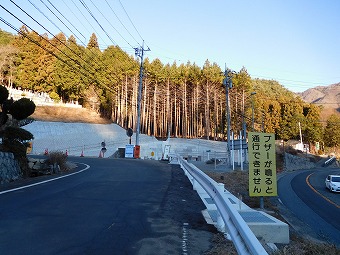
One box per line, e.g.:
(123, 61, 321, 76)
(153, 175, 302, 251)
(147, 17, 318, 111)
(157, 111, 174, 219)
(173, 154, 269, 255)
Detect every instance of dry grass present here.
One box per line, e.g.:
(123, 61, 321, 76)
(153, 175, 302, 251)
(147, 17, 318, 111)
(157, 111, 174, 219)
(273, 235, 339, 255)
(204, 232, 238, 255)
(204, 170, 340, 255)
(45, 151, 69, 172)
(31, 106, 111, 124)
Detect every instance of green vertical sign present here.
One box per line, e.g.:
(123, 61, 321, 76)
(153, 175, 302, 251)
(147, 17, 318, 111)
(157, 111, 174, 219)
(248, 132, 277, 197)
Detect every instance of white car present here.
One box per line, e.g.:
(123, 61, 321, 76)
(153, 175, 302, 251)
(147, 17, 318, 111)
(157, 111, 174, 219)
(325, 175, 340, 192)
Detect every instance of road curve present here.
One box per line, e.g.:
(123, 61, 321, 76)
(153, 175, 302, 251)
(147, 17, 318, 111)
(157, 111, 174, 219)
(278, 169, 340, 245)
(0, 157, 215, 255)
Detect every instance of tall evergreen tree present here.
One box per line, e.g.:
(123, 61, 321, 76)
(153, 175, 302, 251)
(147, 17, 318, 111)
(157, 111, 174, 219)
(324, 114, 340, 148)
(53, 34, 86, 102)
(87, 33, 99, 50)
(302, 104, 323, 146)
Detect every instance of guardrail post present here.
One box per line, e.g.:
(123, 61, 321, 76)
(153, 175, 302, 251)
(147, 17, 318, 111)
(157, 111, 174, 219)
(217, 211, 226, 232)
(217, 183, 225, 193)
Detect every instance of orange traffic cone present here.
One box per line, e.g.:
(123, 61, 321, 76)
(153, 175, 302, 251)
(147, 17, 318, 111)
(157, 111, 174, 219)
(80, 150, 84, 157)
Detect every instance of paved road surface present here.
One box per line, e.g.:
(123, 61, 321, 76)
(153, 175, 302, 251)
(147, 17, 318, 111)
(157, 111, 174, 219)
(0, 157, 216, 255)
(277, 168, 340, 245)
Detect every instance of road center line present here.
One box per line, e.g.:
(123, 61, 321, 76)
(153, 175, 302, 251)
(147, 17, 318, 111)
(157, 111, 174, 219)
(306, 173, 340, 209)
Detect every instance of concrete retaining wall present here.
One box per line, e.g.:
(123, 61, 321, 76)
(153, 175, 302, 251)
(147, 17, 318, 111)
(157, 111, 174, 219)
(0, 152, 21, 184)
(284, 153, 316, 171)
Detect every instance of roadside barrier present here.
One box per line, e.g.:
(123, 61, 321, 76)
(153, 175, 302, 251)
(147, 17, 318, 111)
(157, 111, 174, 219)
(175, 154, 269, 255)
(323, 156, 336, 167)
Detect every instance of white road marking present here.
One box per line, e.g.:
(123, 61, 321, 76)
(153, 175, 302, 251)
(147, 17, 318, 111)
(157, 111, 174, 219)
(0, 163, 90, 195)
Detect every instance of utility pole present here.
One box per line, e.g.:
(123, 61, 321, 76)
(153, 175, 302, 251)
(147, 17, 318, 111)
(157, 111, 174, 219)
(134, 41, 150, 146)
(251, 92, 256, 131)
(223, 66, 234, 167)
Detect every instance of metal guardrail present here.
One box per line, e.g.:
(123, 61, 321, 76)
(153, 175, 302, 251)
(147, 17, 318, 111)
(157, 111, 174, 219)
(323, 156, 336, 167)
(175, 155, 268, 255)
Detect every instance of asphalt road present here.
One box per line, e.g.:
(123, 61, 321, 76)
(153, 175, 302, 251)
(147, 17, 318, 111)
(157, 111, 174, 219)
(0, 157, 215, 255)
(277, 168, 340, 245)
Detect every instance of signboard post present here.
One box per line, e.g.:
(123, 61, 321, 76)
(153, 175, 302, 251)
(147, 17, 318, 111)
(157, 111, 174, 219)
(126, 128, 133, 144)
(248, 132, 277, 208)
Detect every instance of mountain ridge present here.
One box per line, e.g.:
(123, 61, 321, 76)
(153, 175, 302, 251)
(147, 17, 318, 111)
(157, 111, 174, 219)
(297, 82, 340, 121)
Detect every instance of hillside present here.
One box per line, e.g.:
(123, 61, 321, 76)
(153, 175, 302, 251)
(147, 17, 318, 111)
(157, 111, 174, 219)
(31, 106, 112, 124)
(26, 106, 227, 159)
(297, 83, 340, 122)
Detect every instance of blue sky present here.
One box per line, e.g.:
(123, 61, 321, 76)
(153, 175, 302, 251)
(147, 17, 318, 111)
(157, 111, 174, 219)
(1, 0, 339, 92)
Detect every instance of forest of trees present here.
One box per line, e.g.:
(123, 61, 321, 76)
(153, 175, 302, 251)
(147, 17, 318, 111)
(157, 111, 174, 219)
(0, 27, 339, 150)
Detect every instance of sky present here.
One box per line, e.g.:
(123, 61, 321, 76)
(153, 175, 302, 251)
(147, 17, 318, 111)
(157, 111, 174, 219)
(0, 0, 339, 92)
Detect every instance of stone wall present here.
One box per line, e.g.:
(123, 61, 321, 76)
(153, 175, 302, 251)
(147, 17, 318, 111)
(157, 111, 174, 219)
(0, 152, 21, 184)
(284, 153, 316, 171)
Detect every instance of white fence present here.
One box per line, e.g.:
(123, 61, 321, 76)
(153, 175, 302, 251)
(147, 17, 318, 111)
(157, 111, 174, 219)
(7, 87, 81, 108)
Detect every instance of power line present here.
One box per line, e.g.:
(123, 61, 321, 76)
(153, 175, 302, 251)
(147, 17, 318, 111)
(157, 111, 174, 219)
(60, 0, 92, 36)
(39, 0, 77, 40)
(118, 0, 144, 43)
(18, 0, 139, 83)
(27, 0, 65, 37)
(104, 0, 140, 47)
(9, 1, 88, 66)
(88, 0, 134, 49)
(0, 16, 83, 74)
(0, 13, 118, 95)
(17, 0, 138, 84)
(78, 0, 117, 46)
(10, 1, 100, 72)
(46, 0, 86, 41)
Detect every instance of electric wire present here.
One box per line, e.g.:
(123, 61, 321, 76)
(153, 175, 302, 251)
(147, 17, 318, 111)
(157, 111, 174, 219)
(69, 0, 100, 44)
(60, 0, 92, 36)
(30, 0, 124, 67)
(36, 0, 105, 54)
(88, 0, 134, 49)
(67, 0, 138, 68)
(0, 16, 83, 75)
(104, 0, 140, 47)
(1, 4, 84, 69)
(8, 1, 106, 80)
(12, 0, 138, 94)
(26, 0, 65, 37)
(78, 0, 117, 46)
(0, 14, 117, 95)
(39, 0, 80, 41)
(118, 0, 143, 43)
(8, 1, 90, 68)
(46, 0, 86, 41)
(1, 1, 335, 96)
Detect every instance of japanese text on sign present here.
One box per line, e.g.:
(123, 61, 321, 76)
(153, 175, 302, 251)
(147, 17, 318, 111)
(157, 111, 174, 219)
(248, 132, 277, 197)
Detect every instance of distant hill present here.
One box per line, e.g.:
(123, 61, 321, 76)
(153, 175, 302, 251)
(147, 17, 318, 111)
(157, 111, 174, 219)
(297, 83, 340, 122)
